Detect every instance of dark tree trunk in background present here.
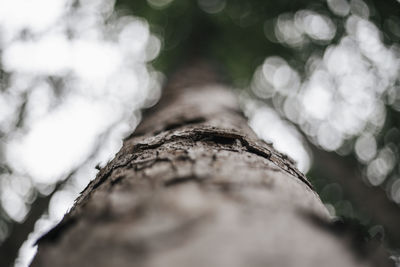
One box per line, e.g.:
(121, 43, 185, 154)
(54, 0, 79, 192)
(31, 62, 392, 267)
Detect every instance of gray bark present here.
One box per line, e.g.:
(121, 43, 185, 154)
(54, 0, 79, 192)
(31, 62, 392, 267)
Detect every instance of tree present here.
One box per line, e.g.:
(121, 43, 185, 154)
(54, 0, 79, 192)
(31, 61, 392, 266)
(1, 0, 400, 266)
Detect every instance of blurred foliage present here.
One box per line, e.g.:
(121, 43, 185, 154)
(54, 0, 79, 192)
(116, 0, 400, 84)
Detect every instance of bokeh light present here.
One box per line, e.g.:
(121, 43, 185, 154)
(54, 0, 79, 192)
(0, 0, 162, 266)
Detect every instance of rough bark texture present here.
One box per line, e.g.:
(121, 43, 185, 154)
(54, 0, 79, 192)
(32, 63, 392, 267)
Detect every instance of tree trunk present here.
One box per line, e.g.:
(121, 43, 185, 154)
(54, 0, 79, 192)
(31, 62, 392, 267)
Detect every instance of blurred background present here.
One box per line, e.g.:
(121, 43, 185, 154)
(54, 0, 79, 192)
(0, 0, 399, 266)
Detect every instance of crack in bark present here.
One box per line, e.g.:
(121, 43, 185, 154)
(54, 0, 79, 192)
(154, 117, 207, 135)
(85, 126, 313, 205)
(164, 175, 200, 187)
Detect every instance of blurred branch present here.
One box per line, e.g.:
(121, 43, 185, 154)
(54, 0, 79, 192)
(0, 122, 119, 267)
(0, 166, 85, 267)
(15, 92, 28, 129)
(310, 145, 400, 247)
(0, 185, 57, 267)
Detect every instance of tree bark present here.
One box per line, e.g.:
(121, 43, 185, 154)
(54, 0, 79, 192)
(31, 62, 392, 267)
